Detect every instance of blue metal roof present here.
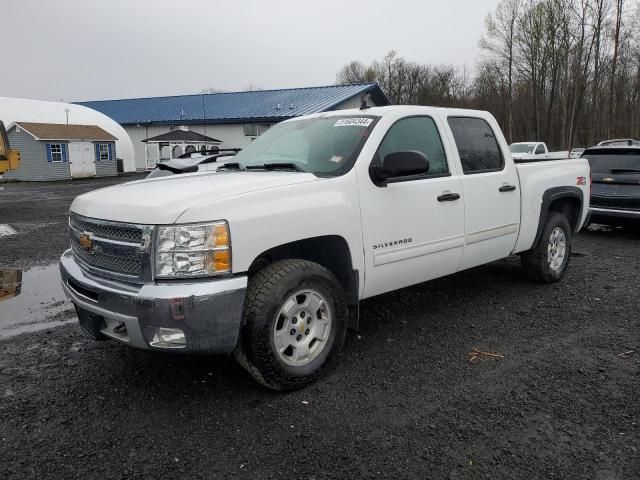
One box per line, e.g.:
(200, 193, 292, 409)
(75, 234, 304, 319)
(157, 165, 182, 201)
(76, 83, 389, 126)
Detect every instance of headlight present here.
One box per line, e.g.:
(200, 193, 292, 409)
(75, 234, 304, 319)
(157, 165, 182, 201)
(155, 221, 231, 278)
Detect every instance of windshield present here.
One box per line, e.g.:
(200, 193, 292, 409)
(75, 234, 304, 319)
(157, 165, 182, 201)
(509, 143, 536, 154)
(583, 150, 640, 173)
(230, 116, 378, 175)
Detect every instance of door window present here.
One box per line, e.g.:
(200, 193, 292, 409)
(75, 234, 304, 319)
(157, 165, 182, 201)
(375, 116, 449, 177)
(447, 117, 504, 174)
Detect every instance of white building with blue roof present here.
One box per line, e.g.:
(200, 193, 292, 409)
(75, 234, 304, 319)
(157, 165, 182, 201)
(77, 83, 389, 170)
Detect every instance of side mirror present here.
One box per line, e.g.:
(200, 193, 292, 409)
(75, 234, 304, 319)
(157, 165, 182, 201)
(370, 150, 429, 185)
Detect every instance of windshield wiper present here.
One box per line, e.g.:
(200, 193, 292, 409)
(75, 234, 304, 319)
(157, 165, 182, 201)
(245, 162, 304, 172)
(216, 162, 243, 171)
(609, 168, 640, 174)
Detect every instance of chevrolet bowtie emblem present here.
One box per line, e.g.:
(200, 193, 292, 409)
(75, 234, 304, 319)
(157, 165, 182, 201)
(79, 233, 94, 252)
(603, 177, 614, 182)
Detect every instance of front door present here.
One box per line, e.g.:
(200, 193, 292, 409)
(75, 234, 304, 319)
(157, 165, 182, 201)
(69, 142, 97, 178)
(446, 116, 521, 271)
(358, 115, 465, 298)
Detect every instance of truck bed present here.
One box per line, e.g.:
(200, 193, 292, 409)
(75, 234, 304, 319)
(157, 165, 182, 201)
(513, 158, 590, 254)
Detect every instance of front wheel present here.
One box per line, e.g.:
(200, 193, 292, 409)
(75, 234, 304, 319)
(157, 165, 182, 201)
(234, 259, 347, 390)
(521, 212, 572, 283)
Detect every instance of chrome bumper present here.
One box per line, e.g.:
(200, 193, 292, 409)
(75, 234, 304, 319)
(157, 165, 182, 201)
(590, 207, 640, 217)
(59, 249, 247, 353)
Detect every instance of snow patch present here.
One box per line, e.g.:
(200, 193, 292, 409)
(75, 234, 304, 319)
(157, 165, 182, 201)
(0, 224, 17, 237)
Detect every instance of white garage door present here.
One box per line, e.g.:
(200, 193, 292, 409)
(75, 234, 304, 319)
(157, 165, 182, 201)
(68, 142, 97, 179)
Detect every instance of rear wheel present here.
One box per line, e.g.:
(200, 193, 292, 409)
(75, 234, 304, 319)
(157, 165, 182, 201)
(521, 212, 572, 283)
(234, 259, 347, 390)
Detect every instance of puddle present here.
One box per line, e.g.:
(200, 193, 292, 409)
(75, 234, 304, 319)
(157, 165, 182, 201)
(0, 263, 75, 339)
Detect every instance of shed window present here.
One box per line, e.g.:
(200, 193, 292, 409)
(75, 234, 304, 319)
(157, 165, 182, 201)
(95, 143, 112, 161)
(50, 144, 63, 162)
(99, 144, 109, 160)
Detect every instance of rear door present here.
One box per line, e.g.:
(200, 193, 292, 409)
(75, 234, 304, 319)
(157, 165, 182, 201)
(445, 115, 521, 271)
(358, 114, 465, 298)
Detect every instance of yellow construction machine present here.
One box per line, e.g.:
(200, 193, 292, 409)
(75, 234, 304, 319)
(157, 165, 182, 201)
(0, 120, 20, 174)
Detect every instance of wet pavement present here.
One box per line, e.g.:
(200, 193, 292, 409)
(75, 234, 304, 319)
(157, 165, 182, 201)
(0, 263, 74, 338)
(1, 176, 640, 479)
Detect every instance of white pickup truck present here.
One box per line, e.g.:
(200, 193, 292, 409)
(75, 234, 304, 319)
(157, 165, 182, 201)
(509, 142, 569, 161)
(60, 106, 590, 390)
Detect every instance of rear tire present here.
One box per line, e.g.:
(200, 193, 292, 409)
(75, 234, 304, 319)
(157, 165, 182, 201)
(234, 259, 347, 391)
(521, 212, 572, 283)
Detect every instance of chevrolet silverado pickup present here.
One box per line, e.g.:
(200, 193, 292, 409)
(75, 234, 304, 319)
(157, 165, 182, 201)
(60, 106, 590, 390)
(509, 142, 569, 161)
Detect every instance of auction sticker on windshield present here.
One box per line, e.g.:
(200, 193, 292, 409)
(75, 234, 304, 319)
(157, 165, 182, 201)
(334, 118, 373, 127)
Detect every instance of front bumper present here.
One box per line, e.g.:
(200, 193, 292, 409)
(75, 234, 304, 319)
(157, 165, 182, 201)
(59, 249, 247, 353)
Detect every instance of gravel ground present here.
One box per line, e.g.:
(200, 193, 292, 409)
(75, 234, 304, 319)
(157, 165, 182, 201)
(0, 174, 146, 268)
(1, 177, 639, 479)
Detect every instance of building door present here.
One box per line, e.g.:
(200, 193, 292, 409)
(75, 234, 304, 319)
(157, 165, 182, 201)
(69, 142, 97, 178)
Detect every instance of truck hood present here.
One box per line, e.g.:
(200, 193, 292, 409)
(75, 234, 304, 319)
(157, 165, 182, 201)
(70, 171, 319, 224)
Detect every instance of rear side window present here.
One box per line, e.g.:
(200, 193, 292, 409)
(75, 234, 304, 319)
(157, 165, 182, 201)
(447, 117, 504, 174)
(535, 144, 545, 155)
(376, 116, 449, 176)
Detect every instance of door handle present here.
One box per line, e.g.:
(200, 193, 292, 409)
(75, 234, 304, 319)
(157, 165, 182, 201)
(499, 184, 517, 192)
(437, 192, 460, 202)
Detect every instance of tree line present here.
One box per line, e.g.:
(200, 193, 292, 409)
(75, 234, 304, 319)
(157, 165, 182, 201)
(336, 0, 640, 150)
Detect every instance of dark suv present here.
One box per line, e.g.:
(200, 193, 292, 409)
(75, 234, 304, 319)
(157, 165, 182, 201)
(583, 145, 640, 226)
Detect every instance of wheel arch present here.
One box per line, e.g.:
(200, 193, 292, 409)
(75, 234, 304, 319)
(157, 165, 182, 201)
(246, 235, 360, 329)
(533, 186, 584, 247)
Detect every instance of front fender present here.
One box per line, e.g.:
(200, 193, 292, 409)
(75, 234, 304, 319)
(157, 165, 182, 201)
(176, 172, 365, 285)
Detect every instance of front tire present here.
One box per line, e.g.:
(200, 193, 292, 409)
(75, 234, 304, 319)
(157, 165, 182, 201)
(234, 259, 347, 390)
(521, 212, 572, 283)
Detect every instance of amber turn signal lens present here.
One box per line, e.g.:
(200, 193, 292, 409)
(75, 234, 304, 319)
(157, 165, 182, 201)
(207, 250, 230, 272)
(213, 224, 229, 247)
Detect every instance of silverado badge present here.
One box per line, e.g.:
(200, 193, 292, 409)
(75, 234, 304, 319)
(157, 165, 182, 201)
(79, 233, 94, 252)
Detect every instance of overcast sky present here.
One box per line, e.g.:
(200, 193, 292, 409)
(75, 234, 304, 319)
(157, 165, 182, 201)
(2, 0, 499, 102)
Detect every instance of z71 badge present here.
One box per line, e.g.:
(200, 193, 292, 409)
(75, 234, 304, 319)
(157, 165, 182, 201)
(372, 238, 412, 250)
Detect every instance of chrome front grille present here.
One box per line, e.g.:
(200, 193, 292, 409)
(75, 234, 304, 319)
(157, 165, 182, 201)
(68, 213, 153, 283)
(70, 215, 142, 243)
(71, 242, 143, 276)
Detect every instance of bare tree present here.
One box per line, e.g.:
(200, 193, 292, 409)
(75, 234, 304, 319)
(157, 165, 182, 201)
(480, 0, 521, 141)
(335, 0, 640, 148)
(607, 0, 625, 136)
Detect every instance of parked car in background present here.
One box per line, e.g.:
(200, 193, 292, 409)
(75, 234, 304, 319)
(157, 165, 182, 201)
(146, 149, 240, 178)
(60, 106, 590, 390)
(570, 148, 585, 159)
(509, 142, 569, 161)
(597, 139, 640, 147)
(583, 144, 640, 227)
